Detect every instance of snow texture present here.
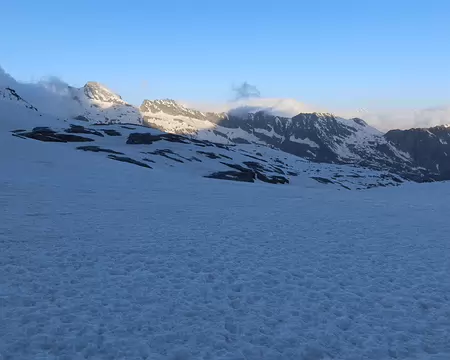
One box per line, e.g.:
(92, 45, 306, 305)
(1, 102, 450, 360)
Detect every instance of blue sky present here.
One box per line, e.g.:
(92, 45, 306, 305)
(1, 0, 449, 109)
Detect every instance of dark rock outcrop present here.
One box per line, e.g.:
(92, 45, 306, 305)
(126, 132, 191, 145)
(196, 151, 221, 159)
(65, 125, 104, 137)
(126, 133, 162, 144)
(146, 149, 184, 163)
(219, 162, 289, 184)
(18, 127, 94, 143)
(101, 129, 122, 136)
(76, 146, 124, 155)
(159, 134, 190, 144)
(205, 171, 255, 183)
(255, 173, 289, 184)
(73, 115, 90, 122)
(107, 155, 152, 169)
(311, 177, 334, 184)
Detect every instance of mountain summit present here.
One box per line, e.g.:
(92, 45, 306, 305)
(83, 82, 125, 104)
(64, 83, 141, 124)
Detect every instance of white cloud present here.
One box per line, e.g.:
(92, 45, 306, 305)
(182, 98, 319, 117)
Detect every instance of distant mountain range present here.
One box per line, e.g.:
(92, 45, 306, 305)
(139, 99, 450, 181)
(1, 72, 449, 182)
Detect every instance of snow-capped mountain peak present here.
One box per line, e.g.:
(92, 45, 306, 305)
(61, 82, 142, 125)
(83, 82, 125, 104)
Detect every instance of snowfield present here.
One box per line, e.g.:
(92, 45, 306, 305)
(1, 108, 450, 359)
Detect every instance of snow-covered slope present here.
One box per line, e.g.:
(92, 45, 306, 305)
(140, 99, 223, 135)
(1, 66, 447, 182)
(67, 82, 143, 124)
(2, 95, 450, 360)
(2, 99, 406, 190)
(0, 67, 142, 125)
(0, 86, 38, 111)
(139, 99, 425, 180)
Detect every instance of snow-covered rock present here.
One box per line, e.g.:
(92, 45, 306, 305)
(67, 82, 143, 125)
(0, 87, 38, 111)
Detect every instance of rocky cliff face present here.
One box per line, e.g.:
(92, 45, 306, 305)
(385, 125, 450, 180)
(221, 111, 411, 166)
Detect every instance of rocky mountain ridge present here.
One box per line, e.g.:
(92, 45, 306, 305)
(1, 76, 449, 182)
(2, 99, 407, 191)
(138, 99, 434, 181)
